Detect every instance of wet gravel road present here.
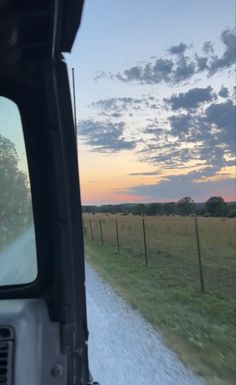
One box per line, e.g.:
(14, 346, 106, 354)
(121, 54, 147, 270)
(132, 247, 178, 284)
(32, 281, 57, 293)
(0, 230, 204, 385)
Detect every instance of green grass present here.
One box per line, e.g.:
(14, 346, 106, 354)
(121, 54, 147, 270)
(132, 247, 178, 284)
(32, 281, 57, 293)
(84, 214, 236, 385)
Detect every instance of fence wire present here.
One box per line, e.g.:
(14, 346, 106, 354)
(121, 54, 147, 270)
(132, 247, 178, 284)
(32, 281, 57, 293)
(83, 214, 236, 296)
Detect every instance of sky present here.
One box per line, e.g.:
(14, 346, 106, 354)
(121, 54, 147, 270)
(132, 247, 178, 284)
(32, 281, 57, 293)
(1, 1, 235, 205)
(64, 0, 236, 205)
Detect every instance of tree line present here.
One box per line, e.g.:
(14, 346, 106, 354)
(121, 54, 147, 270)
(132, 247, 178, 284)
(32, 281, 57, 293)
(83, 196, 236, 217)
(0, 134, 32, 248)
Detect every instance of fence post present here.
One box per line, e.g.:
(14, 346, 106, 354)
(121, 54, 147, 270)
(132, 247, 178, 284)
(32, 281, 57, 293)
(99, 219, 104, 245)
(89, 219, 93, 241)
(142, 218, 148, 265)
(115, 219, 120, 253)
(194, 216, 205, 293)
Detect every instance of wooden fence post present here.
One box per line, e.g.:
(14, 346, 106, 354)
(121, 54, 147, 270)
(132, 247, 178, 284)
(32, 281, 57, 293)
(115, 219, 120, 253)
(89, 219, 93, 241)
(142, 218, 148, 265)
(194, 216, 205, 293)
(83, 222, 87, 236)
(99, 219, 104, 245)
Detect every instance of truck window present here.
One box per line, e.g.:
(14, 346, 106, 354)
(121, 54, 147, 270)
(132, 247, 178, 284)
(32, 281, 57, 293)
(0, 96, 37, 286)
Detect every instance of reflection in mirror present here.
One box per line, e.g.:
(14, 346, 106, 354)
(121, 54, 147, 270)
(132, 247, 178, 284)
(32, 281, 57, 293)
(0, 96, 37, 286)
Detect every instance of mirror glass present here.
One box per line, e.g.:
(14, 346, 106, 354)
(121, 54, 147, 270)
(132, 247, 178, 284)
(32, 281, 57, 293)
(0, 96, 37, 286)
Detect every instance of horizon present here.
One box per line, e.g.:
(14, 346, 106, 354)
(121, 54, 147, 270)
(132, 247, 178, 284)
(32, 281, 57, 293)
(82, 199, 236, 207)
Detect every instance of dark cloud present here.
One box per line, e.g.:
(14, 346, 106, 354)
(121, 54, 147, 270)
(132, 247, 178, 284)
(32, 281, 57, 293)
(195, 55, 209, 71)
(168, 113, 194, 136)
(117, 173, 234, 201)
(78, 119, 136, 152)
(143, 126, 166, 135)
(208, 29, 236, 74)
(169, 100, 236, 147)
(90, 96, 159, 116)
(219, 86, 229, 98)
(140, 99, 235, 173)
(173, 55, 196, 83)
(111, 112, 123, 118)
(165, 86, 215, 111)
(197, 145, 226, 167)
(205, 100, 236, 148)
(117, 66, 142, 82)
(142, 145, 200, 168)
(202, 41, 214, 55)
(129, 171, 162, 176)
(91, 97, 141, 112)
(117, 56, 197, 84)
(168, 43, 188, 55)
(105, 28, 236, 85)
(205, 100, 235, 130)
(117, 58, 174, 84)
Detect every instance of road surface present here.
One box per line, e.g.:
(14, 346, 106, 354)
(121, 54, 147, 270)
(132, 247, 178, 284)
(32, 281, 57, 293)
(0, 227, 37, 285)
(0, 230, 204, 385)
(86, 264, 204, 385)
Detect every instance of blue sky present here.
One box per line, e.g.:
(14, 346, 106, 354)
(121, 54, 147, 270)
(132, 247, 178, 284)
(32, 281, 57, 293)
(67, 0, 235, 110)
(1, 1, 235, 205)
(64, 0, 236, 204)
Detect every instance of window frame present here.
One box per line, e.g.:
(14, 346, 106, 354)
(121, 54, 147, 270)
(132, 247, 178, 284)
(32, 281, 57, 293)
(0, 79, 53, 299)
(0, 94, 39, 287)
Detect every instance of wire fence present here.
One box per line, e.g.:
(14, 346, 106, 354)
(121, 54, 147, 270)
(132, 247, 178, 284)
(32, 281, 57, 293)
(83, 213, 236, 296)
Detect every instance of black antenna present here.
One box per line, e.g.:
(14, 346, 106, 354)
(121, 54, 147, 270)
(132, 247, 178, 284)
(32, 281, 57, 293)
(72, 67, 77, 135)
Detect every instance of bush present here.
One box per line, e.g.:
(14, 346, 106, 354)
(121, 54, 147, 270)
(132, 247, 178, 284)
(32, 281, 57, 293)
(227, 209, 236, 218)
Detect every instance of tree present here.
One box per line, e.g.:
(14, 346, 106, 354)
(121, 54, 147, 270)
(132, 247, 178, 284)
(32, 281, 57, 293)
(163, 202, 176, 216)
(177, 196, 195, 215)
(133, 203, 147, 216)
(228, 208, 236, 218)
(147, 203, 163, 216)
(205, 196, 227, 217)
(0, 134, 31, 244)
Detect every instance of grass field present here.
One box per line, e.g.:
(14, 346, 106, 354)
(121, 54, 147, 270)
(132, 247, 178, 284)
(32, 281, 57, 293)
(83, 213, 236, 385)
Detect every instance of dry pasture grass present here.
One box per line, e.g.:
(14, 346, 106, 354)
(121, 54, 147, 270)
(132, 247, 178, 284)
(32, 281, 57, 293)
(83, 213, 236, 295)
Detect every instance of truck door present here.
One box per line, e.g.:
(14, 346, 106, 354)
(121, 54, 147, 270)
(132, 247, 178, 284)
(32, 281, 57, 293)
(0, 1, 95, 384)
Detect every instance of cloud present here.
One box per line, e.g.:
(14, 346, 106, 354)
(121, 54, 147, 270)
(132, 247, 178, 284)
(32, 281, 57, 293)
(202, 41, 214, 55)
(117, 172, 234, 201)
(168, 43, 188, 55)
(78, 119, 136, 152)
(129, 171, 162, 176)
(169, 100, 236, 148)
(140, 99, 235, 174)
(173, 55, 196, 83)
(105, 28, 235, 85)
(91, 97, 140, 112)
(111, 112, 123, 118)
(219, 86, 229, 98)
(116, 58, 176, 84)
(205, 100, 236, 149)
(143, 126, 166, 135)
(90, 96, 159, 117)
(195, 55, 209, 71)
(208, 29, 236, 74)
(94, 70, 112, 81)
(168, 113, 196, 136)
(115, 54, 194, 85)
(165, 86, 215, 110)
